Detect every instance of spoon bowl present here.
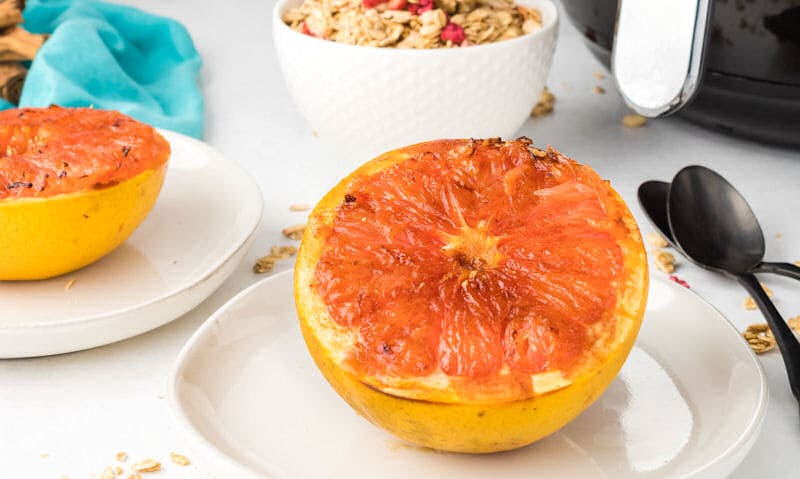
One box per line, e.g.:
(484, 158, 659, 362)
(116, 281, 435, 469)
(637, 180, 676, 247)
(668, 166, 765, 275)
(667, 165, 800, 407)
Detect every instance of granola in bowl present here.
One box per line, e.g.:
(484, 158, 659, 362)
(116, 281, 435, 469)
(282, 0, 543, 48)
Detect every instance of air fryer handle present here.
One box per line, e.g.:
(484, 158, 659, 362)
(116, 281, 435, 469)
(611, 0, 713, 117)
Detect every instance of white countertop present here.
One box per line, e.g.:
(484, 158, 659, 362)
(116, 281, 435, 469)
(2, 1, 799, 477)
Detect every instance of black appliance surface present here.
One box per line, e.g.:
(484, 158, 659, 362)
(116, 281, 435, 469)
(561, 0, 800, 147)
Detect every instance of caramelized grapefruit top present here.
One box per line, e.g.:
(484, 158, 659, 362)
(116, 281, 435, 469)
(0, 107, 170, 200)
(296, 138, 647, 403)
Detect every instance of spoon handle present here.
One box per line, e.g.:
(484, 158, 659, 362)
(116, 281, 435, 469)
(755, 262, 800, 282)
(737, 273, 800, 402)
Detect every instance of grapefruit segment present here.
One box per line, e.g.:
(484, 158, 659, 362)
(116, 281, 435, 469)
(295, 138, 648, 452)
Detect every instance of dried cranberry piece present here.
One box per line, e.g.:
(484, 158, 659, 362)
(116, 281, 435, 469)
(408, 0, 433, 15)
(440, 22, 466, 45)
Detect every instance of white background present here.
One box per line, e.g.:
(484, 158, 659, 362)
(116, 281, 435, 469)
(2, 0, 799, 477)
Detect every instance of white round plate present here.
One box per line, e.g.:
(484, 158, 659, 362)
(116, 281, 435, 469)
(0, 130, 263, 358)
(169, 271, 767, 479)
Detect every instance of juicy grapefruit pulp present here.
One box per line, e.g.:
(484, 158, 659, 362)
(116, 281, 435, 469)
(295, 138, 648, 452)
(0, 106, 169, 199)
(0, 107, 170, 280)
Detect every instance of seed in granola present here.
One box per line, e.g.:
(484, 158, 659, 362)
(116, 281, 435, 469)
(115, 452, 128, 462)
(593, 85, 605, 94)
(654, 249, 675, 274)
(531, 87, 555, 117)
(131, 459, 161, 473)
(622, 114, 647, 128)
(744, 284, 773, 310)
(289, 203, 310, 212)
(646, 232, 669, 248)
(283, 224, 306, 240)
(170, 452, 191, 466)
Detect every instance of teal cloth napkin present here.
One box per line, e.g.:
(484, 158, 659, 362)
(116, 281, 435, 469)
(7, 0, 203, 138)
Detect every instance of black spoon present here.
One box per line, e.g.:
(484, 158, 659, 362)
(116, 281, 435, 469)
(638, 180, 800, 280)
(667, 165, 800, 405)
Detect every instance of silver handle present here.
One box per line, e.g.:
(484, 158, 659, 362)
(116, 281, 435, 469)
(611, 0, 713, 117)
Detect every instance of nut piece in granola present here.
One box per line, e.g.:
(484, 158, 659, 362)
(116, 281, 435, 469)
(170, 452, 191, 466)
(531, 87, 555, 117)
(622, 113, 647, 128)
(253, 245, 299, 274)
(130, 458, 161, 473)
(283, 224, 306, 240)
(744, 284, 774, 310)
(743, 323, 776, 354)
(645, 232, 668, 249)
(653, 249, 675, 274)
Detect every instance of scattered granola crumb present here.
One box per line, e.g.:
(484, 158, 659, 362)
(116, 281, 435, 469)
(64, 278, 76, 291)
(788, 316, 800, 332)
(170, 452, 191, 466)
(593, 71, 606, 80)
(311, 130, 319, 138)
(289, 203, 310, 212)
(622, 113, 647, 128)
(114, 466, 124, 475)
(531, 87, 555, 117)
(654, 249, 675, 274)
(100, 466, 116, 479)
(668, 275, 690, 288)
(131, 458, 160, 473)
(776, 233, 783, 239)
(254, 245, 299, 274)
(744, 284, 773, 310)
(593, 85, 605, 95)
(253, 256, 277, 274)
(40, 453, 49, 458)
(116, 452, 128, 462)
(743, 323, 776, 354)
(646, 232, 669, 248)
(271, 245, 298, 258)
(127, 474, 142, 479)
(282, 224, 306, 240)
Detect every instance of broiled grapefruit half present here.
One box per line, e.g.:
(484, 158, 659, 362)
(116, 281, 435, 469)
(0, 107, 170, 280)
(295, 138, 648, 453)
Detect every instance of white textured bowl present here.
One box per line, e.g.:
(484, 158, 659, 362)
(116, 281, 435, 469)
(273, 0, 558, 164)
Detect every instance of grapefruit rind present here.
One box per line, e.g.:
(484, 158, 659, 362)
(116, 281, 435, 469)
(0, 164, 168, 280)
(294, 138, 648, 452)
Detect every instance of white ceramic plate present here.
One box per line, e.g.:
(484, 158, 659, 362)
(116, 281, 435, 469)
(169, 271, 767, 479)
(0, 131, 263, 358)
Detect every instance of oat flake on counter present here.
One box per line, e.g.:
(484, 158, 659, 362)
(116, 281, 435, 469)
(283, 0, 542, 48)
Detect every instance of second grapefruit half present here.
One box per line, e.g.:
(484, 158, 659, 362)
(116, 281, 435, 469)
(295, 138, 648, 453)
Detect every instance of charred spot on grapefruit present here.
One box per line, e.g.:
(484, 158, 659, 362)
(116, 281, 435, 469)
(0, 107, 170, 280)
(295, 138, 648, 452)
